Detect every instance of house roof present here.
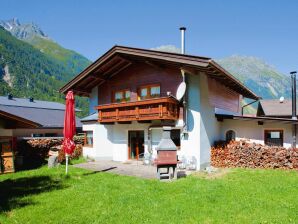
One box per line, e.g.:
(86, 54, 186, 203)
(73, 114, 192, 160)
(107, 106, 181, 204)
(0, 96, 82, 128)
(0, 96, 81, 111)
(0, 109, 40, 128)
(215, 111, 298, 124)
(258, 99, 295, 117)
(81, 113, 98, 122)
(60, 45, 259, 100)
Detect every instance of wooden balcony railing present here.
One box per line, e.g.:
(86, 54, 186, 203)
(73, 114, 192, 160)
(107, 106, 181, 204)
(96, 97, 180, 123)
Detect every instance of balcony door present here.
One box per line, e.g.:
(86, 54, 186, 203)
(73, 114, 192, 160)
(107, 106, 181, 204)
(128, 131, 144, 160)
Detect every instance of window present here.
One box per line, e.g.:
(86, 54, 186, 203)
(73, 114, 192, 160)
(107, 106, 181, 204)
(226, 130, 236, 142)
(264, 130, 283, 146)
(138, 84, 160, 100)
(84, 131, 93, 147)
(171, 129, 181, 149)
(113, 89, 130, 103)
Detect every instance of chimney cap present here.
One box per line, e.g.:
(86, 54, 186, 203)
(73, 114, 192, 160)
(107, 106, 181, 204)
(179, 27, 186, 31)
(7, 93, 13, 100)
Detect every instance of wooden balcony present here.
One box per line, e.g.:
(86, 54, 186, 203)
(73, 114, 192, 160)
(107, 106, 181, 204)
(96, 97, 180, 123)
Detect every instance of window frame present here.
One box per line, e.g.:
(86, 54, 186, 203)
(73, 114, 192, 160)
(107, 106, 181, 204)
(264, 129, 284, 147)
(84, 131, 94, 148)
(112, 89, 131, 103)
(137, 84, 161, 100)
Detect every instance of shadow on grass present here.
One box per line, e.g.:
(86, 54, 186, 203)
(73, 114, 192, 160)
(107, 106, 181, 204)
(0, 175, 67, 213)
(82, 167, 117, 176)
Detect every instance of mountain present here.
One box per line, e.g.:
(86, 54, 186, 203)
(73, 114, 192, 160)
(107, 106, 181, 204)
(0, 18, 91, 75)
(216, 56, 291, 99)
(0, 25, 89, 116)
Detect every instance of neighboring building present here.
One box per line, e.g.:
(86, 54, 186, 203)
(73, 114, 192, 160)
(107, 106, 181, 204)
(0, 95, 82, 138)
(60, 45, 262, 170)
(216, 98, 298, 149)
(257, 99, 296, 117)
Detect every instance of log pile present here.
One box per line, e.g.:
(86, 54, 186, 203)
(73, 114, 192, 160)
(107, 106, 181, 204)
(16, 136, 85, 169)
(211, 140, 298, 170)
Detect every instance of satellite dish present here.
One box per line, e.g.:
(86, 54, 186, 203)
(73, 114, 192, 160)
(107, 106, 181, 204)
(279, 96, 284, 103)
(176, 82, 186, 101)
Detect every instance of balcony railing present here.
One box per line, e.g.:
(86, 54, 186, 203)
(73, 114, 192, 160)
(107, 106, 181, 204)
(96, 97, 180, 123)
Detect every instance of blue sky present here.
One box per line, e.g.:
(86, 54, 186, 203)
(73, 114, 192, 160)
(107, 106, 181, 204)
(1, 0, 298, 73)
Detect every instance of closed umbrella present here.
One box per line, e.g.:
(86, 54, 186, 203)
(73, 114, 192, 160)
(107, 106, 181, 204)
(63, 91, 76, 174)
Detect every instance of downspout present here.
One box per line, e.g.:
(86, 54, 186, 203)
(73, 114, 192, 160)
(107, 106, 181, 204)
(291, 71, 297, 149)
(179, 27, 188, 133)
(181, 69, 188, 133)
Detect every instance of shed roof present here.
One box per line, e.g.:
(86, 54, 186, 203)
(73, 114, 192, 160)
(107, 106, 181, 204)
(81, 113, 98, 122)
(0, 96, 80, 111)
(0, 96, 82, 128)
(258, 99, 295, 117)
(60, 45, 259, 100)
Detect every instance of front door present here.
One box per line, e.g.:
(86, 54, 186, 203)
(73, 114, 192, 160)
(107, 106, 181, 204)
(128, 131, 144, 160)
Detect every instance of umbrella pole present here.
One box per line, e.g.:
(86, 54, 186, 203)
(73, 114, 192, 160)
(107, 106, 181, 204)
(65, 154, 69, 175)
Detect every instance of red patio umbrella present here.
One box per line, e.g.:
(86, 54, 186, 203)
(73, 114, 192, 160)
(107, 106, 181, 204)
(63, 91, 76, 174)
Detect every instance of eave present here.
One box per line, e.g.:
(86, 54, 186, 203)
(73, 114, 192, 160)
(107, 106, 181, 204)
(0, 110, 41, 128)
(60, 45, 260, 100)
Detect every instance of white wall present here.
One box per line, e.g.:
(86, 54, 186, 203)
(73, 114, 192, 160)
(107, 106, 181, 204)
(199, 73, 221, 169)
(181, 72, 201, 169)
(82, 122, 113, 160)
(220, 119, 295, 148)
(89, 87, 98, 114)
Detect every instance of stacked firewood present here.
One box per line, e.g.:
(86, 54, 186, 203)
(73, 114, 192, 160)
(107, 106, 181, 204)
(27, 138, 63, 148)
(57, 144, 83, 162)
(27, 136, 84, 148)
(211, 140, 298, 170)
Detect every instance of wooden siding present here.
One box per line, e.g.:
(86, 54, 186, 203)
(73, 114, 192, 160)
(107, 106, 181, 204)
(208, 77, 241, 113)
(98, 62, 182, 105)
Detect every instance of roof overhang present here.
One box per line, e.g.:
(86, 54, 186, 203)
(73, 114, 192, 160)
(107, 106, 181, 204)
(0, 110, 41, 128)
(216, 113, 298, 124)
(60, 45, 260, 100)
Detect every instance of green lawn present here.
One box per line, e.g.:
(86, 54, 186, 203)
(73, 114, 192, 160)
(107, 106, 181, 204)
(0, 165, 297, 224)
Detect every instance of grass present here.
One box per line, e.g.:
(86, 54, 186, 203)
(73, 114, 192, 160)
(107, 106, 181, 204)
(0, 166, 297, 224)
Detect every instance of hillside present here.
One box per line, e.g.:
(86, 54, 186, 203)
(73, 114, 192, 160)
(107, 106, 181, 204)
(0, 18, 90, 75)
(0, 26, 88, 116)
(216, 55, 291, 99)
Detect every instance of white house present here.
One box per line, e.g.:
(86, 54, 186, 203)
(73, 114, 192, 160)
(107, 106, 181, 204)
(60, 44, 298, 170)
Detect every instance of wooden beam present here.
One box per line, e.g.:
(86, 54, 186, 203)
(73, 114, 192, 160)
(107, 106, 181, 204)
(108, 61, 132, 79)
(90, 74, 106, 81)
(102, 59, 125, 76)
(72, 89, 90, 96)
(145, 60, 164, 69)
(180, 66, 199, 75)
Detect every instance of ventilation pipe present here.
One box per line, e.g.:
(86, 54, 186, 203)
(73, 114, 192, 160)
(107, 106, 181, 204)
(180, 27, 186, 54)
(291, 71, 297, 148)
(7, 93, 13, 100)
